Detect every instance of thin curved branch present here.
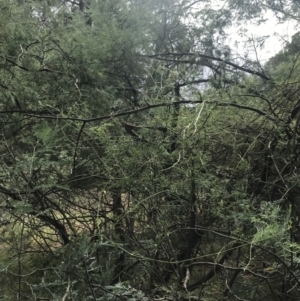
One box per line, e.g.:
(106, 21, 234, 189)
(144, 52, 271, 81)
(187, 243, 240, 291)
(25, 99, 277, 123)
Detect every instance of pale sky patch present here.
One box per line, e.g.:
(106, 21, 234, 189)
(226, 11, 299, 62)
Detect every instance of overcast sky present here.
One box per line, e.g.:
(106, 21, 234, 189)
(187, 1, 299, 64)
(226, 11, 298, 62)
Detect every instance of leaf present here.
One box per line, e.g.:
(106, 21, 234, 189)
(35, 125, 54, 143)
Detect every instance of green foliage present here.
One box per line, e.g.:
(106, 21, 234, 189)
(1, 0, 300, 300)
(100, 283, 148, 301)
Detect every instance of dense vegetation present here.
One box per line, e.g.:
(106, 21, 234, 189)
(1, 0, 300, 300)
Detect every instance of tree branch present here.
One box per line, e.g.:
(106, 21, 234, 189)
(144, 52, 271, 81)
(25, 99, 277, 123)
(187, 243, 240, 291)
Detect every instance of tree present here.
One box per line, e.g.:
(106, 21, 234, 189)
(1, 0, 300, 300)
